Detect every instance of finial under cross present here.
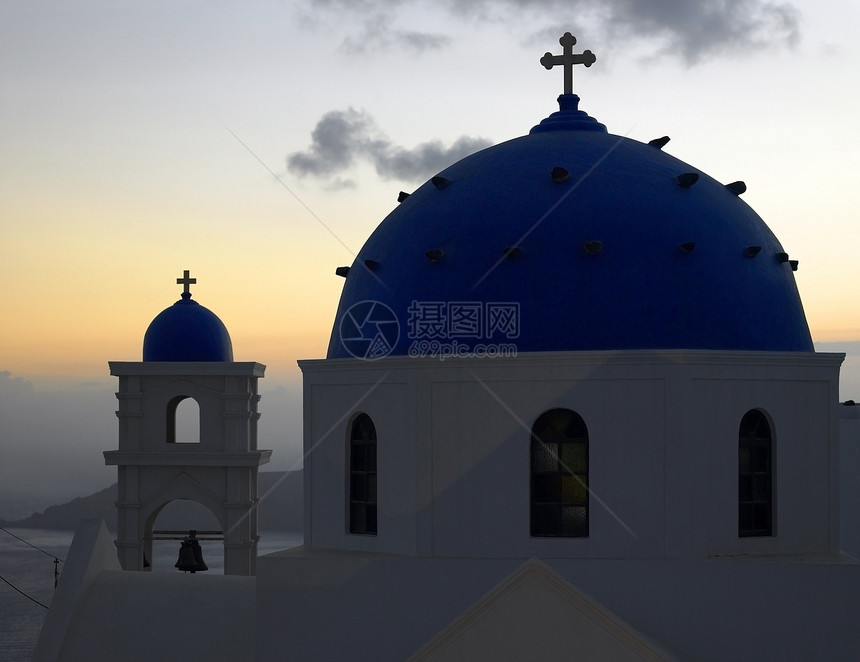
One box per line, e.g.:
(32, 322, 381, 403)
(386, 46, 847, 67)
(540, 32, 596, 95)
(176, 269, 197, 299)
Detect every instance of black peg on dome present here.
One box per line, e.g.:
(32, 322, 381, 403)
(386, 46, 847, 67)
(502, 246, 523, 259)
(679, 241, 696, 253)
(676, 173, 699, 189)
(776, 252, 790, 263)
(583, 240, 602, 255)
(551, 167, 570, 183)
(789, 260, 799, 271)
(364, 259, 380, 271)
(725, 181, 747, 195)
(397, 191, 410, 202)
(431, 176, 450, 190)
(335, 266, 350, 278)
(425, 249, 444, 263)
(648, 136, 671, 149)
(744, 245, 762, 258)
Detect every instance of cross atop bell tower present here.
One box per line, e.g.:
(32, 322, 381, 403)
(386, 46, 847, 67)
(540, 32, 596, 95)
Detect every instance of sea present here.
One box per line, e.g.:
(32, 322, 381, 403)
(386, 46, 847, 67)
(0, 528, 302, 662)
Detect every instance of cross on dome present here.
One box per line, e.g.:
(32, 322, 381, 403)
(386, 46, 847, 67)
(176, 269, 197, 299)
(540, 32, 596, 95)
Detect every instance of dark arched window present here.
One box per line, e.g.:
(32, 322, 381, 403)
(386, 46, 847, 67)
(349, 413, 377, 535)
(738, 409, 773, 537)
(531, 408, 589, 537)
(167, 396, 200, 444)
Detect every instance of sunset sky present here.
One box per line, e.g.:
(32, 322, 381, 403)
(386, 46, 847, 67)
(2, 0, 859, 504)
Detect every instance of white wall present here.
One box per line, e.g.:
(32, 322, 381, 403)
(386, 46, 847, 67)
(840, 402, 860, 558)
(301, 350, 843, 559)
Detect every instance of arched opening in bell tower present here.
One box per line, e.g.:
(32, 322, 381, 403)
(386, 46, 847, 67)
(145, 499, 224, 574)
(167, 395, 201, 444)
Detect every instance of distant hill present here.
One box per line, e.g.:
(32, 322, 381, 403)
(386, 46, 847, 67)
(0, 471, 302, 532)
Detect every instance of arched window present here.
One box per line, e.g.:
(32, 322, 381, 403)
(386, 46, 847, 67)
(349, 413, 377, 535)
(738, 409, 773, 537)
(167, 396, 200, 444)
(531, 408, 588, 537)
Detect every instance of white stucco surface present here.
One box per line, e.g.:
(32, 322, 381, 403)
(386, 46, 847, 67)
(301, 351, 843, 559)
(256, 545, 860, 661)
(35, 519, 254, 662)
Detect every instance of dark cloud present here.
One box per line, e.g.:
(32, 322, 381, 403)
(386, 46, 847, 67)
(372, 136, 492, 180)
(588, 0, 800, 64)
(287, 109, 372, 177)
(341, 15, 451, 55)
(480, 0, 799, 64)
(287, 108, 492, 183)
(309, 0, 801, 65)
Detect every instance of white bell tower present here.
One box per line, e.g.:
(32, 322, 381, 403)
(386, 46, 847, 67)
(104, 271, 271, 575)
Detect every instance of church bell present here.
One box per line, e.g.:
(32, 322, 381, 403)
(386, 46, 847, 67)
(175, 531, 208, 573)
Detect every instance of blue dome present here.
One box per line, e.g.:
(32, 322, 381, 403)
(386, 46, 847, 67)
(143, 294, 233, 361)
(327, 95, 813, 359)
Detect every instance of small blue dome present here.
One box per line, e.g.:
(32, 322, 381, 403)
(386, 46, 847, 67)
(327, 95, 813, 359)
(143, 293, 233, 362)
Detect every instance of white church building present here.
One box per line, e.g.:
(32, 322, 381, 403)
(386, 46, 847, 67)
(34, 34, 860, 661)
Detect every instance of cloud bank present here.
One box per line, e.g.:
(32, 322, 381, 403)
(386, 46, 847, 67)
(291, 0, 800, 185)
(0, 371, 304, 511)
(0, 371, 116, 504)
(287, 108, 492, 186)
(340, 15, 451, 55)
(310, 0, 800, 65)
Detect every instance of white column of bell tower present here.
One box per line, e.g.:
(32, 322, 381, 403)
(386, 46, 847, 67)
(105, 361, 270, 575)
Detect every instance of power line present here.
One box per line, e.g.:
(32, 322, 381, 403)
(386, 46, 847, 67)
(0, 573, 49, 609)
(0, 527, 66, 563)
